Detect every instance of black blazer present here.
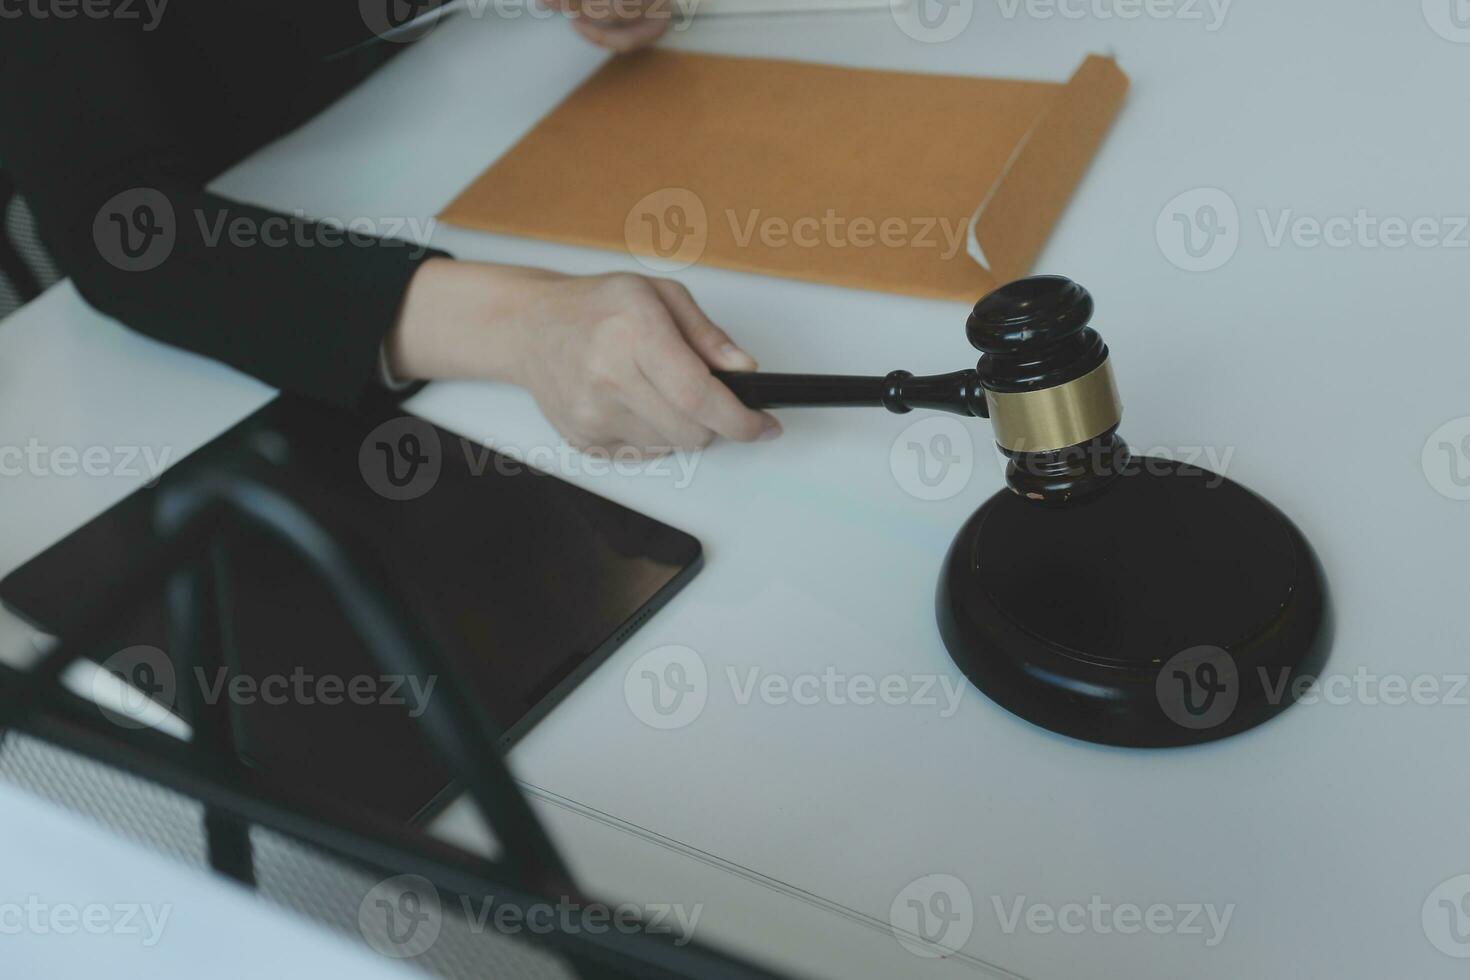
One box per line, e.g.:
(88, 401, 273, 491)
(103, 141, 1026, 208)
(0, 7, 449, 409)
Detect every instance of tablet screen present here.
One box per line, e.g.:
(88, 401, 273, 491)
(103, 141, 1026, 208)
(0, 396, 702, 822)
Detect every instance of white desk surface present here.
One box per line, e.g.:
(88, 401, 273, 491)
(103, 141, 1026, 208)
(3, 4, 1469, 978)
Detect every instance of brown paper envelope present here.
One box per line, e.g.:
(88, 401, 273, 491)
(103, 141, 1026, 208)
(440, 50, 1127, 302)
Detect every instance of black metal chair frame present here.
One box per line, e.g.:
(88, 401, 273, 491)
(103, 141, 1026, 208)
(0, 457, 784, 980)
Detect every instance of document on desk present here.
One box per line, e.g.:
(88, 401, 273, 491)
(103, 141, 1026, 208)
(440, 50, 1127, 301)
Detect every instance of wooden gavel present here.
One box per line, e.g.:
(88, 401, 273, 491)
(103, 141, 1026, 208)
(715, 275, 1129, 504)
(714, 277, 1333, 748)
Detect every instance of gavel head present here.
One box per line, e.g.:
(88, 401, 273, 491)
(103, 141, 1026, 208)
(966, 276, 1129, 505)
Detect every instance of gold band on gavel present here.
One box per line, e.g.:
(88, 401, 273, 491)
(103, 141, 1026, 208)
(984, 358, 1123, 453)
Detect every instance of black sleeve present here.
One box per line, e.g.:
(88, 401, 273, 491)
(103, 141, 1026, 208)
(0, 15, 446, 411)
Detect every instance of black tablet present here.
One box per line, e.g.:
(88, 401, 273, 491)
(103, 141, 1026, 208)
(0, 396, 702, 823)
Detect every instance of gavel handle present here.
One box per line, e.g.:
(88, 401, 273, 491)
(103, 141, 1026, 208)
(713, 369, 989, 418)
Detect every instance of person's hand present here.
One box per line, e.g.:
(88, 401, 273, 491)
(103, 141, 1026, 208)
(539, 0, 675, 52)
(387, 260, 781, 455)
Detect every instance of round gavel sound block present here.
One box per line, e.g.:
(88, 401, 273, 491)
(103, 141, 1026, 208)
(939, 278, 1330, 747)
(937, 460, 1330, 746)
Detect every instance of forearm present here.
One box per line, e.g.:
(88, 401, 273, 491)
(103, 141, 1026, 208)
(66, 186, 448, 410)
(386, 258, 552, 386)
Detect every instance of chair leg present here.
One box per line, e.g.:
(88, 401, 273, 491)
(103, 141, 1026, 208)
(0, 172, 44, 304)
